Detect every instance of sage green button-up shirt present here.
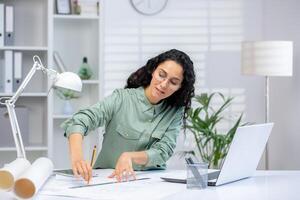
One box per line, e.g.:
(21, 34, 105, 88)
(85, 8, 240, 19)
(61, 87, 184, 170)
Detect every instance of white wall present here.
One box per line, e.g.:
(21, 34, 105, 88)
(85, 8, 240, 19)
(263, 0, 300, 169)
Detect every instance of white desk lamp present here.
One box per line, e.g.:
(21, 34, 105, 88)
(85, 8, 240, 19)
(0, 55, 82, 159)
(241, 41, 293, 169)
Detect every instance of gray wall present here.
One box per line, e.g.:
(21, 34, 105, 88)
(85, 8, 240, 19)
(263, 0, 300, 169)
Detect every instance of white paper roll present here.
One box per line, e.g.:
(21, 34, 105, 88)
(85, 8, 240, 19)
(14, 157, 53, 199)
(0, 158, 31, 190)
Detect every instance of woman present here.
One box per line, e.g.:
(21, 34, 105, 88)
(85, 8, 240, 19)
(62, 49, 195, 183)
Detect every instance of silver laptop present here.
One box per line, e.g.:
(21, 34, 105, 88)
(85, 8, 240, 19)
(161, 123, 274, 186)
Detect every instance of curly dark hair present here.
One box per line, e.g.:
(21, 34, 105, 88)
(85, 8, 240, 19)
(125, 49, 195, 120)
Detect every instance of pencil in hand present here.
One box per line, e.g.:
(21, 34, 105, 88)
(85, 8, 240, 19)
(88, 145, 97, 184)
(90, 145, 97, 167)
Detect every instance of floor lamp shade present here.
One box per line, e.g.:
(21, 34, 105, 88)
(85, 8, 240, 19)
(241, 41, 293, 76)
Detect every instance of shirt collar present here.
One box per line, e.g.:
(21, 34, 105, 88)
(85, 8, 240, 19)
(137, 87, 165, 114)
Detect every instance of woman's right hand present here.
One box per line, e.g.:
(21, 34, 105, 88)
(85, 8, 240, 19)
(69, 133, 92, 183)
(71, 155, 92, 182)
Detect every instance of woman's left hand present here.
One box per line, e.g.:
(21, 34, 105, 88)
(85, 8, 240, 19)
(108, 152, 136, 182)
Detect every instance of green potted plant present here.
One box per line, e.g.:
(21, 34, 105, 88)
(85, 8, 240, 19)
(184, 92, 246, 169)
(55, 88, 79, 115)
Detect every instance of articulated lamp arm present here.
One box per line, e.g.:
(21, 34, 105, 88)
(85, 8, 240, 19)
(0, 55, 82, 159)
(0, 56, 51, 159)
(10, 56, 57, 104)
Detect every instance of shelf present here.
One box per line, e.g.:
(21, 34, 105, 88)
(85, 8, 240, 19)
(0, 46, 48, 51)
(0, 146, 48, 151)
(82, 80, 99, 84)
(0, 93, 48, 97)
(53, 114, 72, 119)
(54, 14, 99, 20)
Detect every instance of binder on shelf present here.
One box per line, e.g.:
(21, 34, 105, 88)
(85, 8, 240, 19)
(4, 50, 13, 93)
(13, 52, 22, 92)
(0, 4, 4, 47)
(5, 5, 14, 46)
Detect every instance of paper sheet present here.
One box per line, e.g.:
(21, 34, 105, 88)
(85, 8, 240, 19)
(0, 158, 30, 190)
(41, 169, 128, 192)
(39, 169, 187, 200)
(14, 157, 53, 199)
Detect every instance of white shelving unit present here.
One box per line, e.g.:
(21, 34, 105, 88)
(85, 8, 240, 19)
(0, 46, 48, 51)
(50, 0, 102, 168)
(0, 146, 48, 151)
(82, 80, 100, 84)
(52, 114, 72, 119)
(0, 93, 48, 97)
(0, 0, 102, 168)
(0, 0, 49, 166)
(53, 14, 99, 20)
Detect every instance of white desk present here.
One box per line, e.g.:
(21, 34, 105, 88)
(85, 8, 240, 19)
(1, 170, 299, 200)
(162, 170, 300, 200)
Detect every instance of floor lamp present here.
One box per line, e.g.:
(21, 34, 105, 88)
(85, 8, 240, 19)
(241, 41, 293, 170)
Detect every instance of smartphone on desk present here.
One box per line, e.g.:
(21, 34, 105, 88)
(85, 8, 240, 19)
(54, 169, 99, 177)
(54, 169, 74, 177)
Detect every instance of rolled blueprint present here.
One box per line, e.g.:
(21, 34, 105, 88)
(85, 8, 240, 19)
(0, 158, 30, 190)
(14, 157, 53, 199)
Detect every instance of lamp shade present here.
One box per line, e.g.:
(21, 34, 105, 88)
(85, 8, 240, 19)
(241, 41, 293, 76)
(54, 72, 82, 92)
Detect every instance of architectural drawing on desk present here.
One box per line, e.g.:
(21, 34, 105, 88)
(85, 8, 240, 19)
(40, 169, 184, 200)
